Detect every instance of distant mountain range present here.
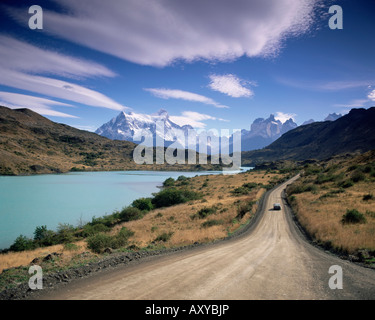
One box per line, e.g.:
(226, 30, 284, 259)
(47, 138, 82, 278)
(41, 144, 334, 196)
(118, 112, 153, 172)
(96, 109, 193, 149)
(96, 109, 343, 152)
(1, 105, 373, 175)
(241, 107, 375, 166)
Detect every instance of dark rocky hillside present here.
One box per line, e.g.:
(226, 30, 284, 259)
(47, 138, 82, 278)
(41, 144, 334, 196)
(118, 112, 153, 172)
(242, 107, 375, 166)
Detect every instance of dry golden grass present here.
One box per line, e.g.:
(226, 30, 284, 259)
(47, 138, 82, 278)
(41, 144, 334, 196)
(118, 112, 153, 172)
(293, 188, 375, 253)
(0, 169, 280, 273)
(112, 171, 269, 248)
(0, 241, 89, 273)
(289, 152, 375, 254)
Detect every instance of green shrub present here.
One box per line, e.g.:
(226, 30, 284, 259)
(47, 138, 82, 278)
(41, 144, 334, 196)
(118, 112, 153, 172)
(242, 182, 258, 190)
(111, 227, 134, 249)
(87, 227, 135, 253)
(152, 188, 201, 208)
(163, 177, 175, 187)
(351, 170, 366, 183)
(87, 233, 113, 253)
(236, 201, 255, 219)
(304, 165, 321, 176)
(119, 207, 144, 222)
(202, 219, 223, 228)
(231, 182, 258, 196)
(177, 175, 188, 181)
(337, 179, 354, 189)
(90, 214, 118, 227)
(154, 232, 173, 242)
(363, 194, 374, 201)
(347, 165, 359, 172)
(132, 197, 154, 211)
(10, 235, 35, 252)
(56, 223, 76, 243)
(33, 225, 49, 241)
(82, 223, 110, 237)
(33, 226, 57, 246)
(287, 183, 317, 195)
(341, 209, 367, 224)
(315, 173, 340, 184)
(192, 206, 218, 219)
(319, 189, 345, 200)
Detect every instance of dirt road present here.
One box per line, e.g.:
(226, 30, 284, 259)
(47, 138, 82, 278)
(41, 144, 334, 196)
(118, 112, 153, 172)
(40, 175, 375, 300)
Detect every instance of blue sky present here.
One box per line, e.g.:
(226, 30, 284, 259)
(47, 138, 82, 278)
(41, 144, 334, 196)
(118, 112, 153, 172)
(0, 0, 374, 132)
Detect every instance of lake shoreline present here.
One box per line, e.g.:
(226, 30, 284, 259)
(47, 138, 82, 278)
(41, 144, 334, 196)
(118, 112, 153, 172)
(0, 168, 252, 250)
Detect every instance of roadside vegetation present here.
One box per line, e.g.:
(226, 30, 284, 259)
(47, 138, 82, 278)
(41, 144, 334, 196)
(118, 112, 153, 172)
(0, 169, 291, 291)
(286, 150, 375, 264)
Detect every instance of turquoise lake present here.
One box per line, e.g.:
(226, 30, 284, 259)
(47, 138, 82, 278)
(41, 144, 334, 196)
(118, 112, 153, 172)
(0, 170, 244, 250)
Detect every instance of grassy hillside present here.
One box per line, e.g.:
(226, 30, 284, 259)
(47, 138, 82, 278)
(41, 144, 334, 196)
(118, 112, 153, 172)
(286, 150, 375, 262)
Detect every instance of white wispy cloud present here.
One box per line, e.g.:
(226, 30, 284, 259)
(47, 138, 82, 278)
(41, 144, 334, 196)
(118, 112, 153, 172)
(0, 92, 77, 118)
(368, 90, 375, 101)
(208, 74, 255, 98)
(334, 99, 369, 108)
(0, 69, 126, 111)
(0, 36, 127, 113)
(277, 76, 374, 92)
(8, 0, 318, 67)
(274, 112, 297, 123)
(170, 111, 229, 129)
(0, 36, 116, 79)
(145, 88, 229, 109)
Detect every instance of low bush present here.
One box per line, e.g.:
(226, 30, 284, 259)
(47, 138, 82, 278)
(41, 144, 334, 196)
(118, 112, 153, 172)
(319, 189, 345, 200)
(231, 182, 258, 196)
(192, 206, 218, 219)
(154, 232, 173, 242)
(90, 214, 118, 227)
(351, 170, 366, 183)
(119, 207, 144, 222)
(236, 201, 255, 219)
(132, 197, 154, 211)
(87, 227, 134, 253)
(202, 219, 223, 228)
(287, 183, 317, 195)
(163, 177, 175, 187)
(152, 188, 201, 208)
(341, 209, 367, 225)
(111, 227, 134, 249)
(86, 233, 113, 253)
(363, 194, 374, 201)
(82, 223, 110, 237)
(315, 173, 342, 185)
(337, 179, 354, 189)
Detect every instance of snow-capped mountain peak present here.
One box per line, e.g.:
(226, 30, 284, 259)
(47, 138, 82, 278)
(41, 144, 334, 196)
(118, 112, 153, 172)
(95, 109, 192, 148)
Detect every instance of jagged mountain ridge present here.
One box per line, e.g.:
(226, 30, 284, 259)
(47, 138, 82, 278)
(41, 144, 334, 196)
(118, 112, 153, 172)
(240, 114, 298, 151)
(96, 109, 193, 148)
(96, 110, 300, 152)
